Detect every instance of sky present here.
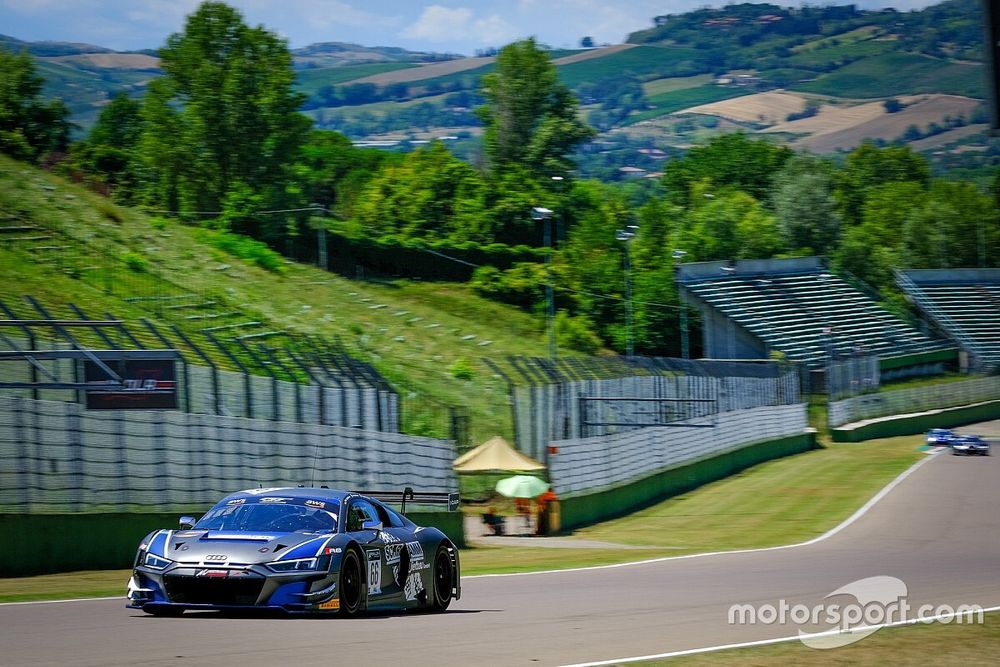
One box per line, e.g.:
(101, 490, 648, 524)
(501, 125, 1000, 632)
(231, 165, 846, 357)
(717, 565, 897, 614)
(0, 0, 940, 56)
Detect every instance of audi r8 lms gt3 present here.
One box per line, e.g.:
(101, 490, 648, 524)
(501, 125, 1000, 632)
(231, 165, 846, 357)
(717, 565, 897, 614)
(926, 428, 956, 447)
(127, 487, 460, 616)
(951, 435, 991, 456)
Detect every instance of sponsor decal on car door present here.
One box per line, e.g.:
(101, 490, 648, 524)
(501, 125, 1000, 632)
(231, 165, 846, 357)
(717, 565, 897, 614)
(366, 549, 382, 596)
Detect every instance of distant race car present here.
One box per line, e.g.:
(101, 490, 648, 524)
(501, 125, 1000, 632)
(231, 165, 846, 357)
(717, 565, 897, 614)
(127, 487, 461, 616)
(926, 428, 956, 446)
(951, 435, 991, 456)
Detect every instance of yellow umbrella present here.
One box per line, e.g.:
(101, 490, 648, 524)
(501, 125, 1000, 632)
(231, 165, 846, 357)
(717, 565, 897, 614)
(453, 436, 546, 472)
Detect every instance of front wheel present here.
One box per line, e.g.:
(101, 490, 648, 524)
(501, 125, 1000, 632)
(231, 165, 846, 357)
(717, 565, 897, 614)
(431, 545, 454, 612)
(338, 548, 364, 616)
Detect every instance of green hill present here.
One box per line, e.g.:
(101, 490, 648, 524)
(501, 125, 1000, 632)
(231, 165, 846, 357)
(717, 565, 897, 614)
(790, 52, 984, 98)
(0, 153, 557, 445)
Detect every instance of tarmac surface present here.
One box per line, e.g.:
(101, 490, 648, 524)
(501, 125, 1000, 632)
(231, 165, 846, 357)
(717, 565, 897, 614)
(2, 430, 999, 666)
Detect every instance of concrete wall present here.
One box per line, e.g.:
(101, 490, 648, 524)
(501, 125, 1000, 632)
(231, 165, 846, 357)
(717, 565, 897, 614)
(828, 375, 1000, 427)
(831, 400, 1000, 443)
(699, 305, 768, 360)
(558, 432, 816, 531)
(0, 510, 463, 577)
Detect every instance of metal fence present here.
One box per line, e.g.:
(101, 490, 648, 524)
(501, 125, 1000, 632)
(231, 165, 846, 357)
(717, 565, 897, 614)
(550, 403, 808, 497)
(828, 375, 1000, 427)
(506, 359, 800, 464)
(826, 355, 880, 401)
(0, 335, 399, 432)
(0, 395, 457, 513)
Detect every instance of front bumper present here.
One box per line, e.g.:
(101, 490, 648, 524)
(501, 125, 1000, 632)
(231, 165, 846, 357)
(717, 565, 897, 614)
(127, 564, 339, 612)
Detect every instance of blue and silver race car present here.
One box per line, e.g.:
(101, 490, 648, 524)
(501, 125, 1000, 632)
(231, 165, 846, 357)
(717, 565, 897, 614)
(926, 428, 956, 447)
(127, 487, 460, 616)
(951, 435, 991, 456)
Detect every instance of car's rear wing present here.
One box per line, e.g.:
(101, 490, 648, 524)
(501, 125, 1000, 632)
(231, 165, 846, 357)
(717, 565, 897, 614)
(361, 486, 460, 514)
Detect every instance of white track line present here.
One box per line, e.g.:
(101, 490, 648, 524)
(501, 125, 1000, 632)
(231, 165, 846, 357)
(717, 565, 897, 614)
(559, 604, 1000, 667)
(1, 449, 939, 606)
(0, 596, 121, 606)
(467, 448, 940, 579)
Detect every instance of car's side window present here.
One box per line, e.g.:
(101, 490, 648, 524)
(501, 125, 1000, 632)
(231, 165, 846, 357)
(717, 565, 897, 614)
(347, 499, 379, 532)
(375, 502, 405, 528)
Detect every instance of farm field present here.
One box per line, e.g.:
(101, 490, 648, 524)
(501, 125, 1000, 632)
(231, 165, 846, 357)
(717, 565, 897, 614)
(684, 90, 808, 125)
(556, 44, 702, 88)
(792, 94, 981, 153)
(792, 52, 984, 99)
(294, 62, 419, 94)
(909, 123, 989, 150)
(349, 56, 496, 85)
(627, 86, 754, 125)
(43, 53, 160, 69)
(642, 74, 714, 96)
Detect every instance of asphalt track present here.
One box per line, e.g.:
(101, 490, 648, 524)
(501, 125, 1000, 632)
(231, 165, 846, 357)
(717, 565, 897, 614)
(3, 438, 999, 666)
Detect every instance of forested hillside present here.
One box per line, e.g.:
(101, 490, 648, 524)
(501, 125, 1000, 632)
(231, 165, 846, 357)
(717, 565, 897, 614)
(2, 0, 999, 413)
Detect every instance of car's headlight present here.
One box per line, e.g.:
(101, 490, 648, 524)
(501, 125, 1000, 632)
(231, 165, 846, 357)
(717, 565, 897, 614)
(266, 558, 319, 572)
(144, 553, 173, 569)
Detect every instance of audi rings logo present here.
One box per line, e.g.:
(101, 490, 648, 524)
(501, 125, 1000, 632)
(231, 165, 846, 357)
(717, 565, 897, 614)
(204, 554, 228, 562)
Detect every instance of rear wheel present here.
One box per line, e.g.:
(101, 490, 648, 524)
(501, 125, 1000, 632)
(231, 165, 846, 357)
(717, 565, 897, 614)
(431, 545, 453, 612)
(338, 548, 364, 616)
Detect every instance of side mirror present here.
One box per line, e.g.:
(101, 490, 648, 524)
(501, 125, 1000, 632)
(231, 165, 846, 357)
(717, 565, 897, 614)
(361, 519, 383, 531)
(179, 516, 196, 530)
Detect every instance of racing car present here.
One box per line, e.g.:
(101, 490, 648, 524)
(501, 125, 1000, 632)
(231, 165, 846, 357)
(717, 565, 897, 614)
(926, 428, 956, 447)
(950, 435, 991, 456)
(127, 486, 460, 616)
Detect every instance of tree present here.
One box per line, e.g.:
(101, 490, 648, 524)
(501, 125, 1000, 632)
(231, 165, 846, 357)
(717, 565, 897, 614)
(70, 93, 143, 199)
(477, 38, 594, 179)
(138, 1, 310, 242)
(0, 49, 71, 161)
(354, 141, 487, 241)
(835, 142, 930, 225)
(662, 133, 791, 207)
(772, 154, 842, 254)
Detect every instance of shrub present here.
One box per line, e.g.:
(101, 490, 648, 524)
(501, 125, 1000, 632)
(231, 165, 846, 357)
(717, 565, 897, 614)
(98, 198, 125, 222)
(204, 231, 285, 273)
(555, 312, 603, 355)
(121, 251, 147, 273)
(449, 358, 475, 381)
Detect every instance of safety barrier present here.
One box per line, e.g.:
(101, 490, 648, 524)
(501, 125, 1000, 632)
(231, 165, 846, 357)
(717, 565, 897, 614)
(830, 400, 1000, 442)
(0, 510, 464, 576)
(550, 403, 808, 498)
(828, 375, 1000, 427)
(0, 394, 457, 514)
(557, 432, 815, 531)
(513, 371, 800, 464)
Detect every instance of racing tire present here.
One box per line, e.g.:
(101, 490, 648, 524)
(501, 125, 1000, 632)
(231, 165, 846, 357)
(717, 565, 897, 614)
(431, 544, 453, 612)
(338, 548, 364, 617)
(142, 605, 184, 617)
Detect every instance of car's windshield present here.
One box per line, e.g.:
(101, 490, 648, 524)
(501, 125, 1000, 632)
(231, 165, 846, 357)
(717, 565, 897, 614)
(194, 497, 339, 534)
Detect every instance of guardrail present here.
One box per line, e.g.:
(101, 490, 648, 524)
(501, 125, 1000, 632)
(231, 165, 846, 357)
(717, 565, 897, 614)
(828, 375, 1000, 428)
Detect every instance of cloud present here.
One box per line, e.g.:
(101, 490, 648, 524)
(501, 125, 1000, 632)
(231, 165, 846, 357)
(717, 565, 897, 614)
(402, 4, 515, 45)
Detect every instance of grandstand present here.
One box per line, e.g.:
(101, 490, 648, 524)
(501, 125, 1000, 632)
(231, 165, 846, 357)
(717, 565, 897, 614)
(896, 269, 1000, 372)
(676, 257, 952, 372)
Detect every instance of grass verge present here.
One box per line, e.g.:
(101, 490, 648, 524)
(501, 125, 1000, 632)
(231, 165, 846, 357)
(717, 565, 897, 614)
(628, 611, 998, 666)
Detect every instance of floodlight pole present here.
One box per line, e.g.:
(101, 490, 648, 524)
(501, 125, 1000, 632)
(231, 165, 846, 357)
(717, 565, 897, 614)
(310, 203, 330, 271)
(617, 225, 639, 358)
(532, 206, 557, 360)
(673, 249, 690, 359)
